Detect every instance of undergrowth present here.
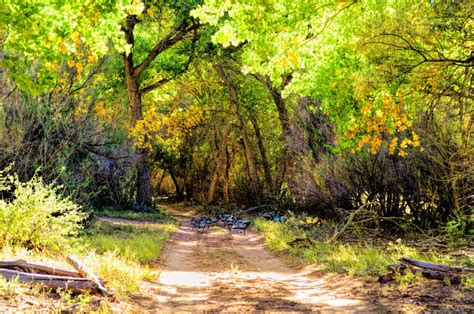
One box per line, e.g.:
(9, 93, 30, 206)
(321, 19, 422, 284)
(252, 218, 474, 287)
(0, 168, 178, 310)
(0, 166, 86, 252)
(0, 219, 177, 310)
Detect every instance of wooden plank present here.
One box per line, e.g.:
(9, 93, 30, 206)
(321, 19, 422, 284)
(66, 256, 113, 297)
(400, 257, 474, 274)
(0, 260, 81, 278)
(0, 268, 99, 294)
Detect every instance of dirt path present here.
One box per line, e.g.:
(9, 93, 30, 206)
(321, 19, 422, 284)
(121, 205, 396, 312)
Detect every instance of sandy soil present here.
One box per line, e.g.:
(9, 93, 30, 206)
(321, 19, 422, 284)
(121, 206, 404, 312)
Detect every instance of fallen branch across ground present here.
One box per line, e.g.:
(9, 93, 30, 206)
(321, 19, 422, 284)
(0, 268, 100, 293)
(0, 260, 83, 277)
(400, 257, 474, 274)
(66, 255, 112, 297)
(0, 258, 113, 297)
(378, 257, 472, 284)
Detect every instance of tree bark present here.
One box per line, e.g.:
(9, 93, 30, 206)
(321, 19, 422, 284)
(249, 115, 272, 190)
(207, 127, 230, 204)
(169, 168, 183, 200)
(123, 17, 152, 206)
(215, 64, 258, 188)
(261, 75, 293, 192)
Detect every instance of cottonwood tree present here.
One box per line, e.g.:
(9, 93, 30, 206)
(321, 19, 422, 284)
(1, 0, 202, 205)
(120, 2, 200, 205)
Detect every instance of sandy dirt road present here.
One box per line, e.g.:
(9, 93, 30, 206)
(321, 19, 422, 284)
(132, 206, 393, 312)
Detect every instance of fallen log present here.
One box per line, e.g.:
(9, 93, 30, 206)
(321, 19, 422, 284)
(400, 257, 474, 274)
(0, 268, 100, 294)
(378, 260, 466, 284)
(379, 267, 463, 284)
(0, 260, 81, 278)
(418, 268, 462, 284)
(66, 256, 112, 297)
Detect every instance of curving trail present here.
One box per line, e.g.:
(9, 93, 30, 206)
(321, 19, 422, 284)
(130, 205, 393, 312)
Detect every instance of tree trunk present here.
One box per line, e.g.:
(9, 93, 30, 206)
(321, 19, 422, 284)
(262, 75, 292, 192)
(124, 46, 152, 206)
(121, 16, 198, 207)
(223, 146, 232, 203)
(207, 127, 230, 204)
(156, 170, 166, 194)
(135, 153, 152, 205)
(249, 115, 272, 190)
(215, 64, 258, 188)
(169, 168, 183, 200)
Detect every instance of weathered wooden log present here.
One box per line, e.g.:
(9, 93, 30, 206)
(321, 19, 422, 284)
(66, 256, 112, 297)
(418, 268, 462, 284)
(400, 257, 474, 274)
(0, 268, 100, 294)
(0, 260, 81, 278)
(379, 265, 463, 284)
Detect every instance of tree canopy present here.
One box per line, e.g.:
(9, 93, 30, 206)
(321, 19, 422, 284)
(1, 0, 472, 227)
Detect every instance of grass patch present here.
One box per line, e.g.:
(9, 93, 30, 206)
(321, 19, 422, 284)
(78, 219, 177, 297)
(252, 218, 472, 281)
(82, 221, 176, 264)
(95, 206, 172, 223)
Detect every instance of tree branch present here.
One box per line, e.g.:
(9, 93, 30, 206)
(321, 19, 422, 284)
(139, 26, 199, 94)
(140, 78, 171, 94)
(133, 20, 199, 77)
(122, 15, 140, 74)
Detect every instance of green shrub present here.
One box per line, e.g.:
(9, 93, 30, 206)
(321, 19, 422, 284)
(443, 216, 471, 245)
(0, 168, 86, 252)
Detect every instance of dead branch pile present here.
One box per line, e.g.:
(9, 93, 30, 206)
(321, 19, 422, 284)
(378, 257, 474, 284)
(0, 256, 112, 297)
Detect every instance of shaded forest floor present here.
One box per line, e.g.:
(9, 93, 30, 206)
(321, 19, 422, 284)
(105, 204, 472, 312)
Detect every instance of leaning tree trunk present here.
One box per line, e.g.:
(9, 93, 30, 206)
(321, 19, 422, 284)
(250, 115, 272, 190)
(215, 64, 258, 189)
(262, 75, 293, 193)
(121, 15, 198, 207)
(169, 168, 184, 200)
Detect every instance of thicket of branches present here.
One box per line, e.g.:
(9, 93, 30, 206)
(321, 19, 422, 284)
(1, 0, 472, 232)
